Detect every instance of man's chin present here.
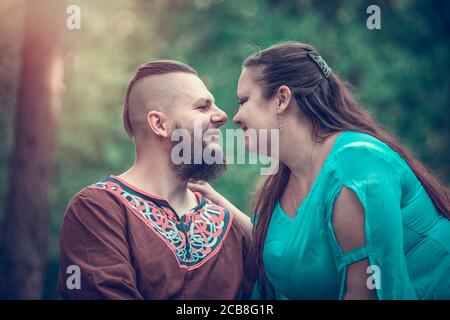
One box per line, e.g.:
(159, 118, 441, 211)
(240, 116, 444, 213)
(171, 162, 227, 183)
(189, 162, 227, 182)
(169, 141, 228, 182)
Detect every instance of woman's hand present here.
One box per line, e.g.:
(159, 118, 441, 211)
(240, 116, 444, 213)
(187, 180, 224, 206)
(188, 180, 253, 234)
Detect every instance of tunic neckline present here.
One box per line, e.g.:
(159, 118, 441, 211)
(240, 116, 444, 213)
(108, 175, 205, 219)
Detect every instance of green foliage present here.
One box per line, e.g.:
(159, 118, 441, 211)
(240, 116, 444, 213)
(0, 0, 448, 299)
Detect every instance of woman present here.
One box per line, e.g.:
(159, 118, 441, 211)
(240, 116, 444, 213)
(189, 41, 450, 300)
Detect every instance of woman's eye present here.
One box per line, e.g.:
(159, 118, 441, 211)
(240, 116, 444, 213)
(238, 99, 247, 106)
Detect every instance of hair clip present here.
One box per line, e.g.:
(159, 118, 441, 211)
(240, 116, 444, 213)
(307, 52, 332, 78)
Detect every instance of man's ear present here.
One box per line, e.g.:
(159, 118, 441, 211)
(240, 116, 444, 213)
(275, 85, 292, 114)
(147, 111, 169, 138)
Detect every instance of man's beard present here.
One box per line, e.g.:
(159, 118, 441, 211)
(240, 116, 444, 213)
(169, 123, 227, 183)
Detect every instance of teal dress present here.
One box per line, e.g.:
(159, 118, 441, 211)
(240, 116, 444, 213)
(253, 131, 450, 300)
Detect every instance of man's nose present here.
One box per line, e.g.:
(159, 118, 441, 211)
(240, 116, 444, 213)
(211, 106, 228, 127)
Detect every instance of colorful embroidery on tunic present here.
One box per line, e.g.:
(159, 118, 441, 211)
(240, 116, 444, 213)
(93, 179, 232, 270)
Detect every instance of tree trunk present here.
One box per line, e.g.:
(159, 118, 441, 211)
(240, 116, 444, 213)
(0, 0, 65, 299)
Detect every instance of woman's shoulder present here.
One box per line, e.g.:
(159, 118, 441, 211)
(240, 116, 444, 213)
(332, 131, 404, 162)
(334, 131, 394, 155)
(327, 131, 408, 178)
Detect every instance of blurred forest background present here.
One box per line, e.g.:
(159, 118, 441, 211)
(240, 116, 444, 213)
(0, 0, 448, 299)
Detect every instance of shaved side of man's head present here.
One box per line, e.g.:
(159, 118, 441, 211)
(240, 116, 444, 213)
(123, 60, 197, 139)
(127, 74, 181, 139)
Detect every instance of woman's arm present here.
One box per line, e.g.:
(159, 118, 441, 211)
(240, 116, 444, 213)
(188, 180, 253, 235)
(332, 186, 377, 300)
(328, 145, 417, 300)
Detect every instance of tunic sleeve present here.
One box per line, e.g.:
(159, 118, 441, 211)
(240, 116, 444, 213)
(58, 188, 144, 299)
(325, 144, 417, 300)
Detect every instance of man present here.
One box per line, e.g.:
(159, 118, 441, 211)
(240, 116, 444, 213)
(58, 60, 252, 299)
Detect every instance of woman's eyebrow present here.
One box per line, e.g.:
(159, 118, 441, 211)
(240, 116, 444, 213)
(236, 91, 249, 100)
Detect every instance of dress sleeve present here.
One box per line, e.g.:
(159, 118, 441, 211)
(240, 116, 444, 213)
(325, 144, 417, 300)
(58, 188, 144, 299)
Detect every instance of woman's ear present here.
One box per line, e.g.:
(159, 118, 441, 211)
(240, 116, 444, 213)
(147, 111, 169, 138)
(276, 85, 292, 114)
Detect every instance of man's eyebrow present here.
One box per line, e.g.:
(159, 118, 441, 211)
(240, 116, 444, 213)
(194, 97, 215, 106)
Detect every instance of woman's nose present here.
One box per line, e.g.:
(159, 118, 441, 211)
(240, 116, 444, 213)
(233, 112, 240, 125)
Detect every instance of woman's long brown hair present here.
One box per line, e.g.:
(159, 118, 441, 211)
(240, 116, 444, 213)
(244, 41, 450, 299)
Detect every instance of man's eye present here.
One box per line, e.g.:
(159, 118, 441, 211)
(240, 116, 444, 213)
(198, 104, 208, 111)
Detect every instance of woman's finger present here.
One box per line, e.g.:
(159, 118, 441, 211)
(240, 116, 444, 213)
(188, 179, 207, 185)
(187, 182, 207, 192)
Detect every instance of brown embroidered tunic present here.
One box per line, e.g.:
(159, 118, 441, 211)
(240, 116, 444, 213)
(58, 176, 252, 299)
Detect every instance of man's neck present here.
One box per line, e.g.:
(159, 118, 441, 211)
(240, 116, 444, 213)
(118, 155, 198, 217)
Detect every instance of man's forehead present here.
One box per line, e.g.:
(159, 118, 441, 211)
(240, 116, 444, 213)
(131, 72, 214, 110)
(140, 72, 199, 90)
(168, 74, 214, 103)
(176, 90, 215, 104)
